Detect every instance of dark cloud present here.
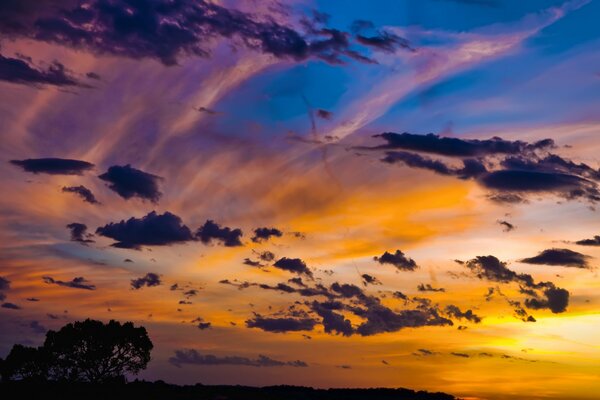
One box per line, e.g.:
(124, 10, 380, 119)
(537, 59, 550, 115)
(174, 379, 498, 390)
(196, 220, 243, 247)
(575, 235, 600, 246)
(0, 0, 399, 66)
(488, 193, 526, 204)
(273, 257, 313, 277)
(169, 349, 307, 368)
(464, 255, 569, 314)
(1, 302, 21, 310)
(381, 151, 488, 179)
(393, 291, 408, 301)
(96, 211, 193, 249)
(197, 322, 211, 330)
(520, 248, 590, 268)
(417, 284, 445, 293)
(368, 133, 600, 203)
(354, 301, 453, 336)
(330, 282, 364, 298)
(10, 157, 94, 175)
(450, 352, 470, 358)
(444, 305, 482, 323)
(243, 258, 263, 267)
(98, 164, 162, 203)
(311, 301, 353, 336)
(368, 132, 554, 157)
(316, 109, 333, 120)
(413, 348, 438, 356)
(361, 274, 381, 285)
(0, 276, 10, 291)
(66, 222, 94, 245)
(356, 31, 412, 53)
(131, 272, 162, 290)
(251, 227, 283, 243)
(246, 315, 317, 333)
(258, 251, 276, 262)
(0, 52, 84, 87)
(86, 71, 101, 80)
(42, 276, 96, 290)
(62, 185, 99, 204)
(30, 320, 47, 334)
(497, 220, 515, 232)
(374, 250, 418, 271)
(350, 20, 412, 53)
(524, 287, 569, 314)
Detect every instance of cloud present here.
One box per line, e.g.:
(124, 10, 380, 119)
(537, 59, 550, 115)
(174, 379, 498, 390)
(575, 235, 600, 246)
(350, 20, 413, 53)
(251, 227, 283, 243)
(62, 185, 99, 204)
(369, 132, 600, 203)
(96, 211, 193, 249)
(0, 276, 9, 291)
(311, 301, 353, 336)
(444, 305, 482, 323)
(42, 276, 96, 290)
(66, 222, 94, 245)
(381, 151, 488, 179)
(1, 302, 20, 310)
(374, 250, 418, 271)
(169, 349, 307, 368)
(450, 352, 470, 358)
(520, 248, 590, 268)
(273, 257, 313, 277)
(245, 315, 317, 333)
(356, 31, 412, 53)
(0, 52, 84, 87)
(197, 322, 211, 330)
(98, 164, 162, 203)
(524, 287, 569, 314)
(417, 284, 445, 293)
(354, 301, 453, 336)
(196, 220, 243, 247)
(10, 158, 94, 175)
(464, 255, 569, 314)
(361, 274, 381, 285)
(243, 258, 263, 267)
(0, 0, 399, 66)
(368, 132, 554, 157)
(497, 220, 515, 232)
(29, 320, 46, 334)
(131, 272, 162, 290)
(316, 109, 333, 120)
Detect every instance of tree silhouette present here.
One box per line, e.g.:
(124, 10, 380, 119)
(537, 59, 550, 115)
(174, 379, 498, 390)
(0, 344, 49, 382)
(0, 319, 152, 382)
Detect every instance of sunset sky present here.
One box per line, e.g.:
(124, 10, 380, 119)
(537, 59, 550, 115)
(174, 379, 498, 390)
(1, 1, 599, 399)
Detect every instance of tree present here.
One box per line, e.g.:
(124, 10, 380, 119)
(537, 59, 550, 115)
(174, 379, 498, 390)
(0, 344, 49, 382)
(0, 319, 153, 382)
(44, 319, 153, 382)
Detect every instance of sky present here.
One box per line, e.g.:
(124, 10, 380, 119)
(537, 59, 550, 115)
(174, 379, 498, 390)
(0, 0, 599, 399)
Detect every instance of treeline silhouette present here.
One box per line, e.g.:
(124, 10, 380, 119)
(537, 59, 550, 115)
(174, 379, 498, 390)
(0, 319, 152, 382)
(0, 319, 456, 400)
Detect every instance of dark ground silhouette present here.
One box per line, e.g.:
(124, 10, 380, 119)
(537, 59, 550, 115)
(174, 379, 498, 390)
(0, 319, 456, 399)
(0, 381, 456, 400)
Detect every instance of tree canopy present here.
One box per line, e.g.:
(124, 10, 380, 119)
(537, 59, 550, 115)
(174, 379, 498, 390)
(0, 319, 152, 382)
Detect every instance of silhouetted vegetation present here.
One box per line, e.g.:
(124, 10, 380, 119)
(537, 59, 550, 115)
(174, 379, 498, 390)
(0, 381, 456, 400)
(0, 319, 152, 382)
(0, 319, 456, 399)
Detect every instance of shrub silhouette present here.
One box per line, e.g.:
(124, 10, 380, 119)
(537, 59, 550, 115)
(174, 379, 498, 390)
(0, 319, 152, 382)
